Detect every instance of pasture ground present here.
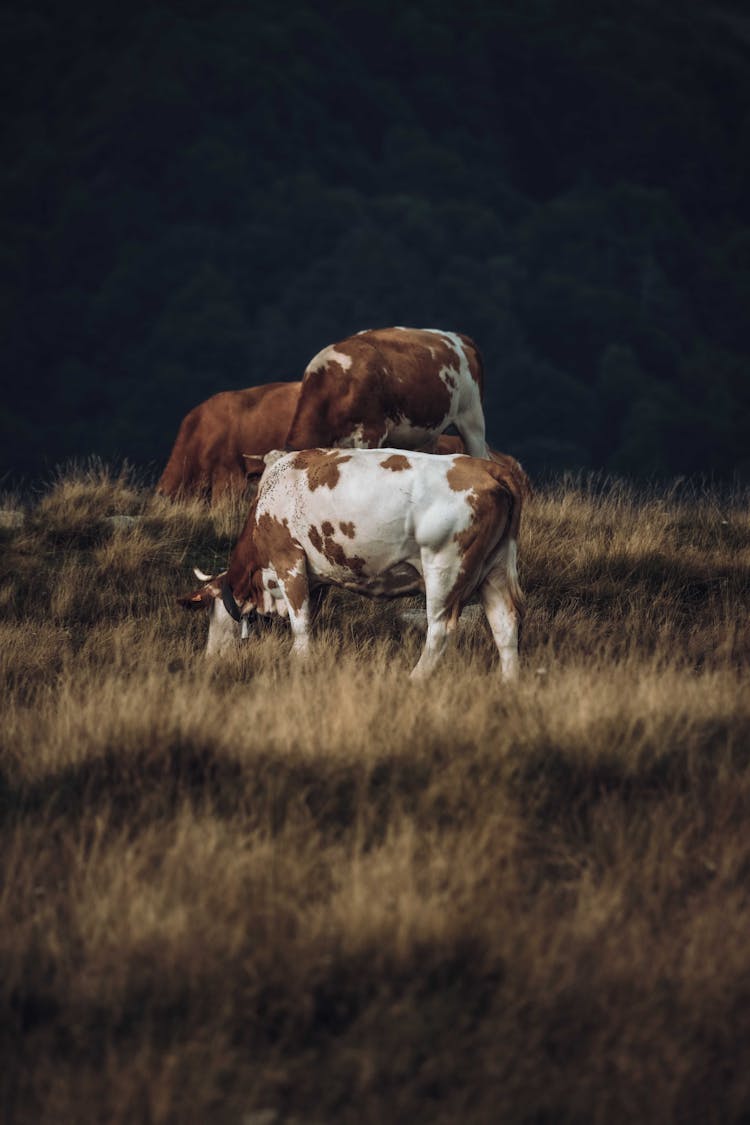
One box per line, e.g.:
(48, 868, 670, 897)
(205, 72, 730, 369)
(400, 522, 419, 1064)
(1, 464, 749, 1124)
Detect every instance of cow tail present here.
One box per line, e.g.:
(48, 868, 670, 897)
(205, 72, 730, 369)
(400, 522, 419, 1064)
(474, 341, 485, 401)
(505, 531, 525, 627)
(490, 466, 525, 628)
(156, 436, 188, 497)
(156, 413, 198, 497)
(455, 332, 484, 401)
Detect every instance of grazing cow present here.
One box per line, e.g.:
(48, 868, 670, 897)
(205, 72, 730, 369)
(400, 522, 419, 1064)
(179, 448, 525, 679)
(285, 327, 489, 458)
(156, 382, 301, 500)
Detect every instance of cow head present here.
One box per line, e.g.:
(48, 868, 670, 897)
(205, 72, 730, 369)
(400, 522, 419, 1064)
(178, 567, 255, 655)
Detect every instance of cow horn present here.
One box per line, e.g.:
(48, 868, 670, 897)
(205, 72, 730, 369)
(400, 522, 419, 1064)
(193, 567, 213, 582)
(221, 577, 243, 623)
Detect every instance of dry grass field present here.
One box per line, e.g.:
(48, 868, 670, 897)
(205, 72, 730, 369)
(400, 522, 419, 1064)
(2, 463, 750, 1124)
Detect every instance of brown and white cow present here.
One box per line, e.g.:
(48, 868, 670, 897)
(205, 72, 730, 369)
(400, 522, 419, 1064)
(285, 327, 489, 458)
(156, 382, 301, 500)
(179, 447, 525, 679)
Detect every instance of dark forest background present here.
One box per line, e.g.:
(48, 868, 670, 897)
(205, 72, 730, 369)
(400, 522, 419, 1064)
(3, 0, 750, 483)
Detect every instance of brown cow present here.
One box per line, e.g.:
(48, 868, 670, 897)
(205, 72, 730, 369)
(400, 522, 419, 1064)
(156, 382, 301, 500)
(285, 327, 489, 457)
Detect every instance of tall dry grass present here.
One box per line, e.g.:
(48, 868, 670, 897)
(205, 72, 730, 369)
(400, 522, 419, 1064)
(1, 463, 750, 1124)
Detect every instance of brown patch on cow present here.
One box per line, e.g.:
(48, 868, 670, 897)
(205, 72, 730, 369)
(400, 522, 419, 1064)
(291, 449, 352, 490)
(308, 522, 366, 577)
(322, 538, 366, 577)
(446, 456, 483, 495)
(308, 525, 323, 552)
(328, 540, 366, 576)
(487, 452, 533, 502)
(449, 486, 507, 613)
(380, 454, 411, 472)
(438, 441, 532, 501)
(339, 521, 355, 538)
(228, 503, 308, 614)
(267, 578, 278, 589)
(282, 571, 309, 614)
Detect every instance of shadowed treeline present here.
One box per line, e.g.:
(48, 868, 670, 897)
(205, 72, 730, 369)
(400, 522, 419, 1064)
(3, 0, 750, 482)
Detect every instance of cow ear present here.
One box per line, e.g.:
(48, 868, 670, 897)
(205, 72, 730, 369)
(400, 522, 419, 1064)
(242, 454, 266, 477)
(177, 589, 212, 610)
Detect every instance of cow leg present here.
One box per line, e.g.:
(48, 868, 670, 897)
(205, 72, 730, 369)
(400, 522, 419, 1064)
(455, 393, 489, 459)
(279, 562, 313, 657)
(479, 552, 520, 681)
(410, 553, 455, 679)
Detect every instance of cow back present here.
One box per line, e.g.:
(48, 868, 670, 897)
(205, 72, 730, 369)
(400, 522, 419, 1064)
(285, 327, 484, 451)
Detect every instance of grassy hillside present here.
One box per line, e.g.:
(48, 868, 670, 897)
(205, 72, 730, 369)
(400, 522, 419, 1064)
(2, 466, 750, 1123)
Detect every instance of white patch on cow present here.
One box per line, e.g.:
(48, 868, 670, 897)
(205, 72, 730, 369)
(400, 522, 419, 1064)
(422, 327, 463, 358)
(437, 364, 462, 402)
(255, 568, 285, 615)
(306, 344, 353, 374)
(327, 347, 352, 370)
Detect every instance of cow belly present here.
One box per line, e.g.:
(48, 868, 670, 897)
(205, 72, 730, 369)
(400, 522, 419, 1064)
(385, 417, 443, 450)
(307, 555, 422, 599)
(360, 562, 423, 598)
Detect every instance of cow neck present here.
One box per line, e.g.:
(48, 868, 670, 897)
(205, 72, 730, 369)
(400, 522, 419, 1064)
(227, 498, 261, 602)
